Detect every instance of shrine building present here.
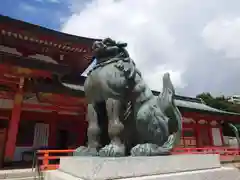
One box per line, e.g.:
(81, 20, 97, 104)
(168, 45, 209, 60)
(0, 14, 239, 167)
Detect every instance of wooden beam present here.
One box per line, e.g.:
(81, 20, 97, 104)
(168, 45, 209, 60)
(0, 63, 52, 78)
(22, 103, 84, 113)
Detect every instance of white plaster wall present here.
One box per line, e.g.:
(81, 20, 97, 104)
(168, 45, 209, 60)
(33, 123, 49, 148)
(212, 128, 222, 146)
(0, 99, 13, 109)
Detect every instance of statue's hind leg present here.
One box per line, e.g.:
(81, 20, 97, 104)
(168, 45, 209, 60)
(130, 143, 170, 156)
(74, 103, 99, 156)
(130, 106, 171, 156)
(99, 98, 125, 157)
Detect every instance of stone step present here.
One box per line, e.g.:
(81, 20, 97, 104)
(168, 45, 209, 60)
(0, 177, 43, 180)
(223, 162, 240, 169)
(121, 167, 240, 180)
(0, 168, 41, 180)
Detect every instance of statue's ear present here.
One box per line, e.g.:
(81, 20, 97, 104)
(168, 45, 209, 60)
(103, 38, 116, 46)
(105, 46, 119, 53)
(117, 42, 127, 48)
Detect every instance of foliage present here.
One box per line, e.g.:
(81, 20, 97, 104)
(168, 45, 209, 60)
(196, 92, 240, 113)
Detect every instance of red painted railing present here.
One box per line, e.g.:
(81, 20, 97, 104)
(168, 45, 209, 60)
(172, 147, 240, 162)
(37, 149, 74, 170)
(37, 147, 240, 171)
(173, 147, 240, 155)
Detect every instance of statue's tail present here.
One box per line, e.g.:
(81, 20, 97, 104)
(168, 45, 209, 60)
(157, 73, 182, 152)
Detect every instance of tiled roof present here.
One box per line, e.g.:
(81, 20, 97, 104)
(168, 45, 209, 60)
(0, 14, 99, 45)
(152, 91, 240, 116)
(62, 78, 240, 116)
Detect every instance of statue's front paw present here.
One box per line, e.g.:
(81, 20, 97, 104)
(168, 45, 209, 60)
(99, 144, 125, 157)
(73, 146, 98, 156)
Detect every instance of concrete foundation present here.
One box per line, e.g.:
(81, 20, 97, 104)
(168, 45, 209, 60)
(44, 154, 240, 180)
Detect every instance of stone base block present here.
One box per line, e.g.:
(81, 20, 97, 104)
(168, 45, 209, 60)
(44, 154, 240, 180)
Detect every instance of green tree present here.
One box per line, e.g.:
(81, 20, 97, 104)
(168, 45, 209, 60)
(196, 92, 240, 113)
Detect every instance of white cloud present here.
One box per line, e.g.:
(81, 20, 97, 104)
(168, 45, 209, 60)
(34, 0, 60, 3)
(62, 0, 190, 92)
(203, 18, 240, 59)
(143, 66, 186, 91)
(48, 0, 60, 3)
(19, 3, 37, 12)
(61, 0, 240, 96)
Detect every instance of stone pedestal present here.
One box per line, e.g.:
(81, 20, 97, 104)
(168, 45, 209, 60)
(44, 154, 240, 180)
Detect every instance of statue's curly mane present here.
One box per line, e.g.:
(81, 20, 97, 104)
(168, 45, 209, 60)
(92, 38, 129, 60)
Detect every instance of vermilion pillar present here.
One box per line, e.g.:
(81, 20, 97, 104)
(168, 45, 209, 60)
(208, 121, 214, 146)
(4, 92, 23, 161)
(195, 124, 201, 147)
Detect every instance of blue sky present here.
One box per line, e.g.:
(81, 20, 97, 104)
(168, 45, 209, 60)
(0, 0, 72, 30)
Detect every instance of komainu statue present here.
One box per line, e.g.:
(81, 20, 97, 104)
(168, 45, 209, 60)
(74, 38, 182, 157)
